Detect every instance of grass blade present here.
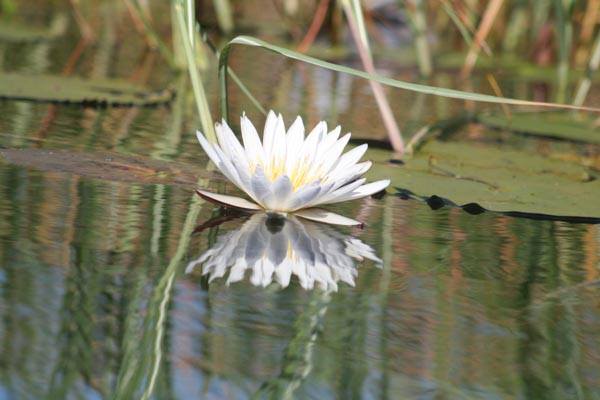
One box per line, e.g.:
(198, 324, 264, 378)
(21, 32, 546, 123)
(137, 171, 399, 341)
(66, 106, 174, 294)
(228, 69, 267, 115)
(185, 0, 195, 44)
(174, 2, 216, 142)
(218, 35, 600, 123)
(197, 27, 266, 115)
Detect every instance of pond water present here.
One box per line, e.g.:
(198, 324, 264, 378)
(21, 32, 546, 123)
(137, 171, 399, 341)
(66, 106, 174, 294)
(0, 2, 599, 399)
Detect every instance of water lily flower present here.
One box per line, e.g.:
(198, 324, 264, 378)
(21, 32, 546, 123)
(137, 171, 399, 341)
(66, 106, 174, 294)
(186, 213, 382, 291)
(196, 111, 390, 226)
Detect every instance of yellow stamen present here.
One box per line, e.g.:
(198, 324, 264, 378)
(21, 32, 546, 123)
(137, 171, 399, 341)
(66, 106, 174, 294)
(261, 156, 326, 191)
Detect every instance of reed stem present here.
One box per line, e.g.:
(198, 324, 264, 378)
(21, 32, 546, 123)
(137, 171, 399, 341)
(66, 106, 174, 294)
(406, 0, 432, 77)
(573, 32, 600, 107)
(174, 1, 216, 142)
(553, 0, 573, 103)
(341, 0, 405, 155)
(460, 0, 504, 79)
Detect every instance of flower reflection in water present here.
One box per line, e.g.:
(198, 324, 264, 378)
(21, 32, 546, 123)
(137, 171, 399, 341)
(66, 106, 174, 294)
(186, 213, 382, 291)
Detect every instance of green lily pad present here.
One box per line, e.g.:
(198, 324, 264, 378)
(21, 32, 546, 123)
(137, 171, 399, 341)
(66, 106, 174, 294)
(367, 141, 600, 220)
(0, 73, 174, 106)
(478, 112, 600, 144)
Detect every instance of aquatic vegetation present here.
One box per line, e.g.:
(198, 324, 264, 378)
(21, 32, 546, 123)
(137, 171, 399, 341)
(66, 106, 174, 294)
(0, 73, 173, 106)
(368, 140, 600, 220)
(195, 111, 390, 225)
(1, 1, 600, 399)
(186, 213, 381, 291)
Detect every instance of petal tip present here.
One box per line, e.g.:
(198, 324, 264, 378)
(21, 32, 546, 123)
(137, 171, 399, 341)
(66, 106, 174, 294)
(294, 208, 362, 226)
(195, 189, 262, 211)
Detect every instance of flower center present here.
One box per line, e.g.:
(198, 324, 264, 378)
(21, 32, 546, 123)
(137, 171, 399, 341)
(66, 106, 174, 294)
(260, 157, 326, 191)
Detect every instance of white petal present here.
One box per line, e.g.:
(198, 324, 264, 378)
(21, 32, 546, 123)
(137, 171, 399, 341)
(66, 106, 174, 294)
(250, 258, 275, 287)
(297, 121, 326, 167)
(270, 114, 287, 171)
(211, 145, 247, 190)
(348, 179, 390, 198)
(262, 110, 279, 158)
(341, 143, 368, 164)
(311, 178, 366, 206)
(196, 189, 262, 211)
(328, 161, 372, 188)
(295, 208, 362, 226)
(250, 167, 275, 208)
(275, 259, 293, 288)
(196, 130, 220, 166)
(327, 125, 341, 142)
(241, 114, 265, 166)
(285, 116, 304, 173)
(317, 161, 372, 202)
(319, 133, 351, 174)
(271, 175, 293, 210)
(312, 125, 337, 162)
(324, 179, 390, 204)
(288, 182, 322, 210)
(216, 120, 249, 168)
(227, 258, 248, 284)
(328, 144, 368, 176)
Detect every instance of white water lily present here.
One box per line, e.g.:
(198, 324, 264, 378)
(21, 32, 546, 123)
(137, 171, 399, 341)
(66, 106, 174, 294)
(186, 213, 382, 291)
(196, 111, 390, 226)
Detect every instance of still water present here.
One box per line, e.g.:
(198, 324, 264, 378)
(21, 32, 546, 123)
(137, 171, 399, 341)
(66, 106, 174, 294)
(0, 2, 599, 399)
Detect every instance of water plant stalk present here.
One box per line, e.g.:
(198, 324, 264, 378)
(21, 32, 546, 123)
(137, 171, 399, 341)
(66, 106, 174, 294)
(174, 1, 216, 142)
(170, 2, 185, 68)
(531, 1, 551, 44)
(502, 2, 528, 53)
(553, 0, 573, 103)
(461, 0, 504, 79)
(440, 0, 492, 55)
(572, 31, 600, 107)
(405, 0, 432, 77)
(341, 0, 405, 154)
(296, 0, 330, 53)
(186, 0, 195, 43)
(197, 27, 266, 115)
(440, 0, 475, 49)
(251, 290, 331, 399)
(139, 189, 205, 400)
(128, 0, 177, 69)
(212, 0, 234, 33)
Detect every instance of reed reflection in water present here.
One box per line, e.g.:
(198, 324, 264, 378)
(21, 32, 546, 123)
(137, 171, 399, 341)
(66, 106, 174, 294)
(186, 212, 382, 291)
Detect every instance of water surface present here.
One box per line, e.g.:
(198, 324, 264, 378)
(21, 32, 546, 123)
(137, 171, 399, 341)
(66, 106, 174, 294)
(0, 2, 599, 399)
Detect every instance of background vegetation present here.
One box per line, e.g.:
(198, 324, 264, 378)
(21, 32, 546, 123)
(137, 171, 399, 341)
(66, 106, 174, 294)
(0, 1, 598, 399)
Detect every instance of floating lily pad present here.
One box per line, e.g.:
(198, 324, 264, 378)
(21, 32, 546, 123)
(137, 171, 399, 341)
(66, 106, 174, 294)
(0, 74, 174, 106)
(367, 141, 600, 220)
(478, 112, 600, 144)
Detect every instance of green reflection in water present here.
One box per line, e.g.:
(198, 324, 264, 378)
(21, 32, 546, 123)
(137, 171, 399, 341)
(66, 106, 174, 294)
(0, 1, 598, 399)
